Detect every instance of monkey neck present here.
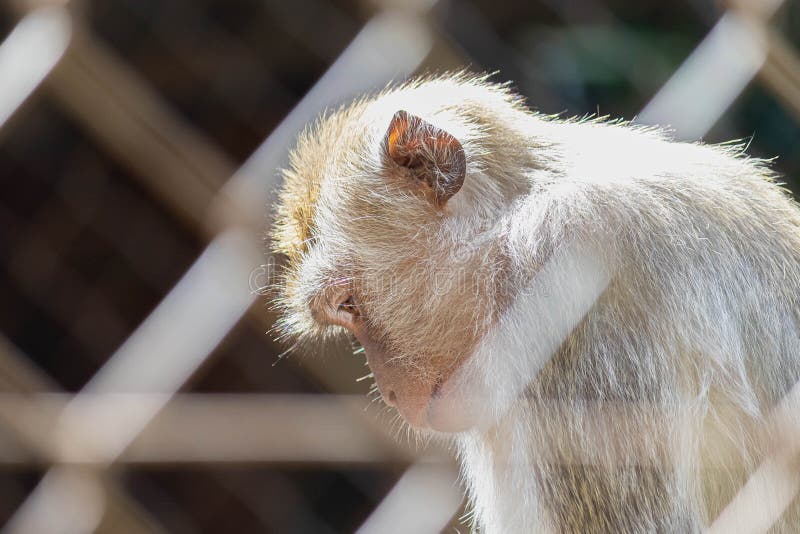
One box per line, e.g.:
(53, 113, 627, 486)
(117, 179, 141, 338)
(455, 406, 550, 533)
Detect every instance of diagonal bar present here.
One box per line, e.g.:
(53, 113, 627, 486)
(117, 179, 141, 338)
(3, 8, 436, 532)
(0, 6, 70, 131)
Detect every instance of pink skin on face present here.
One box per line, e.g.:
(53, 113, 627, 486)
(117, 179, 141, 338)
(318, 288, 475, 432)
(353, 321, 476, 433)
(351, 323, 432, 428)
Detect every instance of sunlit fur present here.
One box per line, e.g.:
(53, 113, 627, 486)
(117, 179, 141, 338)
(272, 73, 800, 532)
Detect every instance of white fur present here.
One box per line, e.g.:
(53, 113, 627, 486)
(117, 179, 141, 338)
(275, 75, 800, 533)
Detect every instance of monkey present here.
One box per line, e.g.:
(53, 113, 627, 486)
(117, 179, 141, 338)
(270, 73, 800, 533)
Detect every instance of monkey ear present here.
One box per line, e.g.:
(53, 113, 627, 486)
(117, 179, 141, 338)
(384, 110, 466, 206)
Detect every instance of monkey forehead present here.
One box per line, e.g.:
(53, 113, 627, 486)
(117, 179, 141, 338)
(273, 103, 377, 262)
(273, 73, 522, 265)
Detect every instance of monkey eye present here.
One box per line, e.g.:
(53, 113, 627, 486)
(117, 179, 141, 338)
(338, 295, 358, 315)
(326, 291, 359, 330)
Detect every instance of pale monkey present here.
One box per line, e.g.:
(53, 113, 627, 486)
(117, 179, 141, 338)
(272, 74, 800, 532)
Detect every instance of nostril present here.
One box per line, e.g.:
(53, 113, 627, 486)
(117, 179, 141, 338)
(387, 390, 397, 405)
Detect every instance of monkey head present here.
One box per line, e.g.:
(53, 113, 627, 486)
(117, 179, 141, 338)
(272, 76, 536, 432)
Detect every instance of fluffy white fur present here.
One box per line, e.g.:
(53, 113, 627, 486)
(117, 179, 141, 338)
(273, 74, 800, 532)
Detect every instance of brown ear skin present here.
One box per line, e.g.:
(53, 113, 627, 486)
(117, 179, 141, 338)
(384, 110, 467, 207)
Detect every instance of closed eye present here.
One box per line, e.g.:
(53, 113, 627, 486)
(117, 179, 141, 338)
(338, 295, 358, 315)
(326, 291, 360, 330)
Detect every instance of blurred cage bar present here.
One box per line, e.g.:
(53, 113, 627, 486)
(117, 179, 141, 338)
(0, 0, 799, 532)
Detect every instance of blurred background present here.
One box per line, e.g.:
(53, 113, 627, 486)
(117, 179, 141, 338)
(0, 0, 798, 532)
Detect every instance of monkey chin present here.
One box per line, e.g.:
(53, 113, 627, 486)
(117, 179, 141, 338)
(391, 391, 475, 434)
(373, 376, 477, 433)
(394, 371, 481, 434)
(424, 387, 476, 433)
